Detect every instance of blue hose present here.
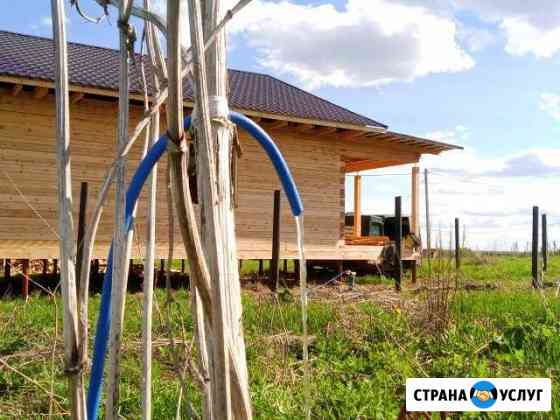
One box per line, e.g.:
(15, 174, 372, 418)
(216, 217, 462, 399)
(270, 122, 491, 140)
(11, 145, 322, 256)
(87, 136, 168, 419)
(229, 111, 303, 216)
(87, 112, 303, 419)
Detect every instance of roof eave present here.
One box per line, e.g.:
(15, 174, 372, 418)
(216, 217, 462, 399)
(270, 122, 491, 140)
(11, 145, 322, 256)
(0, 74, 387, 133)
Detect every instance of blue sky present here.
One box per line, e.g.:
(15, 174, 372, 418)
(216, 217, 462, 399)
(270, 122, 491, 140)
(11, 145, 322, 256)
(3, 0, 560, 249)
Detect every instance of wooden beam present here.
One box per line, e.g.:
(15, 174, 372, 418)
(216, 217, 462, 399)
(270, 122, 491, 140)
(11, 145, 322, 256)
(339, 129, 367, 141)
(33, 86, 49, 99)
(71, 92, 85, 104)
(11, 84, 23, 96)
(264, 120, 290, 130)
(353, 175, 361, 237)
(315, 126, 338, 135)
(296, 123, 316, 133)
(345, 159, 414, 172)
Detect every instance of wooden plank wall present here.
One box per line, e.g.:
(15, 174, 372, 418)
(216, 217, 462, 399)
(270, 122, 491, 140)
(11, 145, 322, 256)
(0, 89, 418, 259)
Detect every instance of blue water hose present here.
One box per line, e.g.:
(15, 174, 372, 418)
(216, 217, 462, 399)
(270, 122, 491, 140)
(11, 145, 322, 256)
(229, 111, 303, 216)
(87, 136, 168, 419)
(87, 112, 303, 419)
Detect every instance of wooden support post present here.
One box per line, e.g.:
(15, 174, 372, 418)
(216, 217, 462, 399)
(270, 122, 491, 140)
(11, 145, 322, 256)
(239, 259, 244, 273)
(411, 166, 420, 237)
(159, 259, 165, 281)
(395, 196, 402, 292)
(454, 217, 460, 270)
(53, 259, 58, 274)
(4, 259, 10, 281)
(542, 213, 548, 273)
(271, 190, 281, 291)
(42, 259, 49, 276)
(294, 259, 300, 281)
(353, 175, 362, 237)
(283, 259, 288, 273)
(424, 169, 432, 277)
(411, 261, 417, 284)
(181, 259, 185, 273)
(75, 182, 88, 291)
(22, 259, 29, 300)
(532, 206, 539, 288)
(336, 260, 343, 274)
(258, 259, 264, 277)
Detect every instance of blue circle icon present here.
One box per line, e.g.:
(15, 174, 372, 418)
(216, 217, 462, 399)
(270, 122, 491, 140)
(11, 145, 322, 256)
(470, 381, 498, 409)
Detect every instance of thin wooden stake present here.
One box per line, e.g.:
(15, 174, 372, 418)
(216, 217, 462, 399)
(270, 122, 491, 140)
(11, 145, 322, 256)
(22, 259, 29, 300)
(51, 0, 85, 417)
(4, 259, 10, 281)
(271, 190, 281, 291)
(454, 217, 460, 271)
(542, 213, 548, 273)
(395, 196, 402, 292)
(76, 182, 88, 292)
(532, 206, 539, 289)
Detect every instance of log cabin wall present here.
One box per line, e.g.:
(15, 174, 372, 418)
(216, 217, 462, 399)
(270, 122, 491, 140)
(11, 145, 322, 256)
(0, 88, 418, 259)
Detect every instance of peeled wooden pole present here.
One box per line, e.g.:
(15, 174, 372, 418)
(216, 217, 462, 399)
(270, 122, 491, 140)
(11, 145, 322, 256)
(106, 1, 134, 417)
(51, 0, 86, 417)
(353, 175, 362, 237)
(142, 2, 161, 417)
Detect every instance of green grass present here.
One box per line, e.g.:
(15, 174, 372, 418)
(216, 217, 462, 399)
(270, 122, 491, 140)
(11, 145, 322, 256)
(0, 255, 559, 418)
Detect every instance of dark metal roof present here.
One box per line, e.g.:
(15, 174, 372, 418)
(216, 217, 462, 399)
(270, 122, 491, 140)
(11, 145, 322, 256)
(0, 30, 386, 129)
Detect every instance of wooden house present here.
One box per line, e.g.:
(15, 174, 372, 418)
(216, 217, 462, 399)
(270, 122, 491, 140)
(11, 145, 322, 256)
(0, 31, 460, 264)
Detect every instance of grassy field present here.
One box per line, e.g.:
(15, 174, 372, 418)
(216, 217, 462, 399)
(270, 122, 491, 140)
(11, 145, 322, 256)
(0, 254, 559, 418)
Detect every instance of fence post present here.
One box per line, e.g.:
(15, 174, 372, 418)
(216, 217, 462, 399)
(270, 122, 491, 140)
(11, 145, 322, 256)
(4, 258, 10, 279)
(532, 206, 539, 288)
(22, 259, 29, 300)
(258, 259, 264, 277)
(455, 217, 460, 270)
(542, 213, 548, 273)
(76, 182, 88, 289)
(271, 190, 281, 291)
(395, 196, 402, 291)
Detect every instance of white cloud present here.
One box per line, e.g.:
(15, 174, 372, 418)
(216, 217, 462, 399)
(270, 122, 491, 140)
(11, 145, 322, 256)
(228, 0, 474, 89)
(455, 1, 560, 58)
(539, 93, 560, 121)
(457, 25, 497, 52)
(425, 125, 469, 145)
